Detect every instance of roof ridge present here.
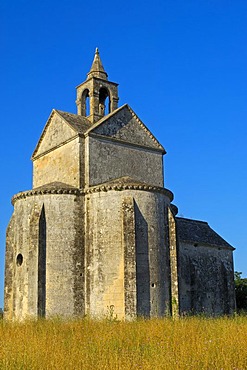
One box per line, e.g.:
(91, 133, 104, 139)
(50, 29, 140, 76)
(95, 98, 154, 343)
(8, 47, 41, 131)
(176, 217, 208, 225)
(32, 109, 92, 159)
(176, 217, 234, 249)
(55, 109, 77, 116)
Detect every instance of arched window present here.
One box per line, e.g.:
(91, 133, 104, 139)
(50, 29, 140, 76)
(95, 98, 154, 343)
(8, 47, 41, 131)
(99, 88, 110, 116)
(81, 89, 90, 116)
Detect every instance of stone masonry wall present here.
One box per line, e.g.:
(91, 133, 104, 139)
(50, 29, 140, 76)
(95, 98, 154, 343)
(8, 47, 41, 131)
(85, 190, 125, 319)
(34, 113, 77, 157)
(179, 242, 236, 315)
(85, 188, 171, 319)
(4, 192, 84, 319)
(4, 216, 15, 320)
(87, 136, 163, 187)
(92, 105, 163, 151)
(33, 138, 82, 188)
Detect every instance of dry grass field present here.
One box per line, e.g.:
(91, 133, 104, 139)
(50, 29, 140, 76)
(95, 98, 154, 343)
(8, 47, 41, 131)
(0, 316, 246, 369)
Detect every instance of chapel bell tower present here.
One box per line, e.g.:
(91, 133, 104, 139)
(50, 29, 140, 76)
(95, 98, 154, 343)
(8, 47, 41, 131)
(76, 48, 119, 123)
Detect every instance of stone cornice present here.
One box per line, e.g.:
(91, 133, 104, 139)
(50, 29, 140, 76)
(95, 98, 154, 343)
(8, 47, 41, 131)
(76, 76, 119, 89)
(11, 183, 173, 205)
(32, 134, 79, 161)
(11, 188, 82, 205)
(85, 183, 173, 201)
(87, 132, 165, 154)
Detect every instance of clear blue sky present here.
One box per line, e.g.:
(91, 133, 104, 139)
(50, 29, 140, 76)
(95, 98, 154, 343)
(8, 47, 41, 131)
(0, 0, 246, 309)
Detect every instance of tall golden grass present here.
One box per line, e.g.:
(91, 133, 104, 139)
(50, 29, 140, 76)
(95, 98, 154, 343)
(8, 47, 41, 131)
(0, 316, 246, 369)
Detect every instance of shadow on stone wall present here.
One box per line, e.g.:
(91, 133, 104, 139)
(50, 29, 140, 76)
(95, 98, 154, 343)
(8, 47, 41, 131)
(38, 205, 46, 317)
(135, 203, 150, 317)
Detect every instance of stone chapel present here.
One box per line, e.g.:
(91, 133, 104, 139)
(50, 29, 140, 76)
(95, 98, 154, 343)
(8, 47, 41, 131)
(4, 49, 236, 320)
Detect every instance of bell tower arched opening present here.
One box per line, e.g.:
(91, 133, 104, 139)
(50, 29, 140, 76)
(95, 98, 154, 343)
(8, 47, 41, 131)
(99, 88, 110, 116)
(81, 89, 90, 117)
(76, 48, 119, 123)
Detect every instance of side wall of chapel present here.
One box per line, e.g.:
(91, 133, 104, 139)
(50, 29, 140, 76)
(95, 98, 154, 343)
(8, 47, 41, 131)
(178, 242, 236, 315)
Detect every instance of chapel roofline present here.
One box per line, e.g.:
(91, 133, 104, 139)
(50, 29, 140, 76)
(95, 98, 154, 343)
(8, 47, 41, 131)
(85, 104, 166, 153)
(176, 217, 208, 225)
(176, 217, 235, 250)
(31, 109, 91, 160)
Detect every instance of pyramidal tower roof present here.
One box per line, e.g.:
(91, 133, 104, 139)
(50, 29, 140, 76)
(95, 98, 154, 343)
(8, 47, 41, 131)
(87, 47, 108, 80)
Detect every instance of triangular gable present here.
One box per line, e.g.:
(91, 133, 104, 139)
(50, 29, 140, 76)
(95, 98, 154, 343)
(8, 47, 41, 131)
(32, 110, 80, 159)
(86, 104, 165, 152)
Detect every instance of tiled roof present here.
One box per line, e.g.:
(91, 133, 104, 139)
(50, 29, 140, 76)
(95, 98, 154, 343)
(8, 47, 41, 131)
(55, 110, 91, 133)
(176, 217, 234, 250)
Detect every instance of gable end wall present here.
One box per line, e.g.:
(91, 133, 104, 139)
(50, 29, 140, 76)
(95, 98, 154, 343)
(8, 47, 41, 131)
(33, 137, 84, 188)
(88, 136, 164, 187)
